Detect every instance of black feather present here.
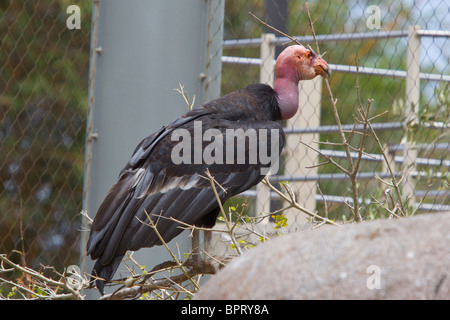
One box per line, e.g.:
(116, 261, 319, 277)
(86, 83, 285, 293)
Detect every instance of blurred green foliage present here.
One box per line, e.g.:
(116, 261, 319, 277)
(222, 0, 449, 221)
(0, 0, 91, 271)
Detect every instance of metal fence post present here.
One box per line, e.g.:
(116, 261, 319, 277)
(81, 0, 224, 299)
(255, 33, 275, 217)
(284, 77, 322, 225)
(403, 25, 421, 207)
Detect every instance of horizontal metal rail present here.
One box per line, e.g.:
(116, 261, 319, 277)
(268, 171, 401, 182)
(221, 56, 450, 82)
(415, 189, 450, 197)
(318, 149, 450, 168)
(239, 190, 450, 211)
(222, 29, 450, 48)
(221, 56, 261, 65)
(389, 142, 449, 152)
(330, 63, 450, 82)
(267, 170, 444, 183)
(273, 30, 408, 45)
(416, 29, 450, 37)
(284, 121, 446, 135)
(284, 121, 404, 134)
(243, 189, 449, 203)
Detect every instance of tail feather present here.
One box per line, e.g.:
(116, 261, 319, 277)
(90, 255, 123, 295)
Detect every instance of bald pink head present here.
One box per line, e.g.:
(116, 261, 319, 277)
(274, 45, 330, 119)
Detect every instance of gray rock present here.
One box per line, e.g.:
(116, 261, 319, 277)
(194, 213, 450, 299)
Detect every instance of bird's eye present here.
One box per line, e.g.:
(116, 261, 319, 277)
(307, 51, 313, 59)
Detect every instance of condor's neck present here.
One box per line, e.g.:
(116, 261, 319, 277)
(274, 77, 299, 120)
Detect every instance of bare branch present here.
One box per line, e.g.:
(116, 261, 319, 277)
(204, 168, 242, 255)
(0, 254, 84, 300)
(174, 82, 196, 110)
(261, 178, 339, 226)
(249, 12, 304, 47)
(139, 210, 200, 291)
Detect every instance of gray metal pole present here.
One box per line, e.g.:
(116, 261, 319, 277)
(265, 0, 288, 57)
(81, 0, 224, 299)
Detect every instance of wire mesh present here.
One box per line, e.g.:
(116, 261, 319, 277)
(0, 0, 448, 275)
(0, 1, 91, 272)
(220, 0, 449, 232)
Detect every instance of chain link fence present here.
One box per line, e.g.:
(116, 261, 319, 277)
(0, 1, 91, 272)
(220, 0, 449, 232)
(0, 0, 449, 278)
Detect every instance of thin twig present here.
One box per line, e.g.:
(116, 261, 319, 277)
(305, 3, 363, 221)
(261, 178, 339, 226)
(299, 140, 351, 175)
(249, 12, 303, 48)
(203, 168, 242, 254)
(139, 211, 200, 291)
(0, 254, 84, 300)
(174, 82, 196, 110)
(367, 121, 406, 214)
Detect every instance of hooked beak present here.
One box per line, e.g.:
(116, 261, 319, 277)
(315, 56, 331, 79)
